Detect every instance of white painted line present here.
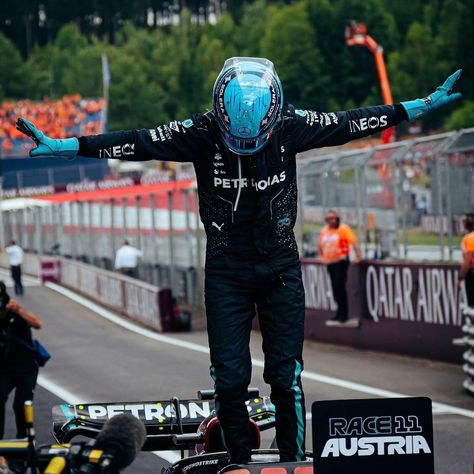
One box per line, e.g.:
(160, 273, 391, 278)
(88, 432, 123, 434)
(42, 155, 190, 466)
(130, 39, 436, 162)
(37, 374, 181, 465)
(37, 374, 85, 404)
(45, 282, 209, 354)
(45, 282, 474, 420)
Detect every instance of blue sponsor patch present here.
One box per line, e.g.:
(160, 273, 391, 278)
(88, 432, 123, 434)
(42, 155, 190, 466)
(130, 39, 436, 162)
(295, 109, 307, 117)
(182, 119, 194, 128)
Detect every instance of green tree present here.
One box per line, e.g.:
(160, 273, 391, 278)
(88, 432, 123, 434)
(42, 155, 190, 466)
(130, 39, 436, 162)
(261, 3, 328, 110)
(50, 24, 88, 96)
(0, 32, 25, 99)
(436, 0, 474, 101)
(23, 44, 54, 99)
(108, 48, 166, 130)
(234, 0, 268, 57)
(388, 20, 440, 101)
(445, 101, 474, 130)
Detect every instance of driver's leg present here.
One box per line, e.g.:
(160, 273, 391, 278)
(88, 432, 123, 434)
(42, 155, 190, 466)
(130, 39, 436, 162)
(257, 262, 306, 462)
(205, 260, 256, 464)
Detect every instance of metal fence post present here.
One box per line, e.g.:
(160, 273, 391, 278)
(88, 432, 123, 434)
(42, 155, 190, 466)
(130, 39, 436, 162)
(34, 207, 42, 254)
(445, 152, 454, 261)
(136, 195, 142, 249)
(10, 209, 18, 243)
(77, 201, 84, 259)
(99, 199, 105, 266)
(25, 208, 32, 251)
(110, 197, 116, 262)
(361, 158, 369, 259)
(19, 208, 27, 250)
(121, 197, 128, 240)
(57, 203, 64, 255)
(435, 150, 445, 261)
(167, 190, 175, 292)
(88, 200, 95, 262)
(149, 193, 159, 267)
(354, 167, 362, 248)
(69, 201, 77, 260)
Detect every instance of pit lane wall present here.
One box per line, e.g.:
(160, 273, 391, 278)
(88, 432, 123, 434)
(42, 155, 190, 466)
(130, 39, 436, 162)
(302, 259, 466, 363)
(0, 253, 174, 332)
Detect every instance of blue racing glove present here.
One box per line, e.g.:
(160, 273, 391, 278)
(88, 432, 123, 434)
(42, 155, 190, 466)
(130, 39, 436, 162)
(15, 117, 79, 158)
(401, 69, 462, 121)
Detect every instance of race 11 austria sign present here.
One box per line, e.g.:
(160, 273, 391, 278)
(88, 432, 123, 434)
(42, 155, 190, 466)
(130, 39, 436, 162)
(312, 397, 434, 474)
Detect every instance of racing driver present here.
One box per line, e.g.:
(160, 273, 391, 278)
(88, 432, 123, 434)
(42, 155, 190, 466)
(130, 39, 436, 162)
(16, 58, 462, 464)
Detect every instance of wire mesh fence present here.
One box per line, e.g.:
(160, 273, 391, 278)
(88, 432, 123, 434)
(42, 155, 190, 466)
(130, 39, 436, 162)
(297, 127, 474, 261)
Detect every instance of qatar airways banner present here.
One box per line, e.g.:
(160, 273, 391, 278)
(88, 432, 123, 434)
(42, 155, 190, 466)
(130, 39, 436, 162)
(301, 260, 466, 363)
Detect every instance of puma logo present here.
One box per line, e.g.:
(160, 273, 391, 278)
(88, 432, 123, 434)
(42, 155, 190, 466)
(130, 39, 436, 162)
(212, 222, 224, 232)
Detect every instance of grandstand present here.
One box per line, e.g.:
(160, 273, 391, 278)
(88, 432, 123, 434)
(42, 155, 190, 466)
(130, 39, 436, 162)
(0, 95, 106, 157)
(0, 95, 109, 191)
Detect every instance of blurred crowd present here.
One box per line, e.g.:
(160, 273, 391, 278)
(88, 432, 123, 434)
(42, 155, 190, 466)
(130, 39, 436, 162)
(0, 95, 106, 157)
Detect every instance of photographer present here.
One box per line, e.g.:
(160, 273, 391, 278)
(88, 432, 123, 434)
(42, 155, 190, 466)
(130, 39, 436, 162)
(0, 282, 42, 439)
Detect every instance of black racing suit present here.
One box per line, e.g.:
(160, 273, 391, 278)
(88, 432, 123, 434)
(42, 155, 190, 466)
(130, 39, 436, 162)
(78, 103, 407, 463)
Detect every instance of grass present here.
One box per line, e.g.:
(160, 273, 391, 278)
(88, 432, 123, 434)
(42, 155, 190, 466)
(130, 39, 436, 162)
(401, 228, 462, 247)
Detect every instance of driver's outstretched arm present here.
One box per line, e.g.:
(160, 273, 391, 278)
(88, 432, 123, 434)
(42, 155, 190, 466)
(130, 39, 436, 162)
(16, 116, 203, 163)
(291, 69, 462, 153)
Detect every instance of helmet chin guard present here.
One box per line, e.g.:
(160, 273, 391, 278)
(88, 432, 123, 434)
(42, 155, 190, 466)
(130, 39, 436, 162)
(212, 57, 284, 155)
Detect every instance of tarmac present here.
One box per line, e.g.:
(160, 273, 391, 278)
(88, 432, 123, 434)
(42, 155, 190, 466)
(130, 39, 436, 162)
(0, 269, 472, 473)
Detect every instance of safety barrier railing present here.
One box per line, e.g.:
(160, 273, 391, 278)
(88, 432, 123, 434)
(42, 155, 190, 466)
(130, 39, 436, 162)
(0, 253, 175, 332)
(297, 127, 474, 261)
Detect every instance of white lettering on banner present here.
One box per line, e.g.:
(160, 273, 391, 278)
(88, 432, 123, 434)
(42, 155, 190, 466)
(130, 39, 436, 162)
(349, 115, 388, 133)
(366, 265, 466, 326)
(322, 415, 430, 457)
(65, 178, 134, 194)
(0, 185, 55, 199)
(321, 435, 431, 457)
(302, 264, 337, 311)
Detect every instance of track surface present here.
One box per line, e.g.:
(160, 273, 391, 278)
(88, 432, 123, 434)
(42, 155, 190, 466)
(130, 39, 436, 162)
(1, 270, 473, 474)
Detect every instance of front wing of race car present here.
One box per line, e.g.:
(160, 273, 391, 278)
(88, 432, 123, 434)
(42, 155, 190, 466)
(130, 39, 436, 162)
(52, 389, 275, 451)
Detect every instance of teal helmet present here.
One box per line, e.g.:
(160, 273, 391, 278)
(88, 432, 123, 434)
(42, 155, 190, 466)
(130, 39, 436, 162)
(212, 57, 284, 155)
